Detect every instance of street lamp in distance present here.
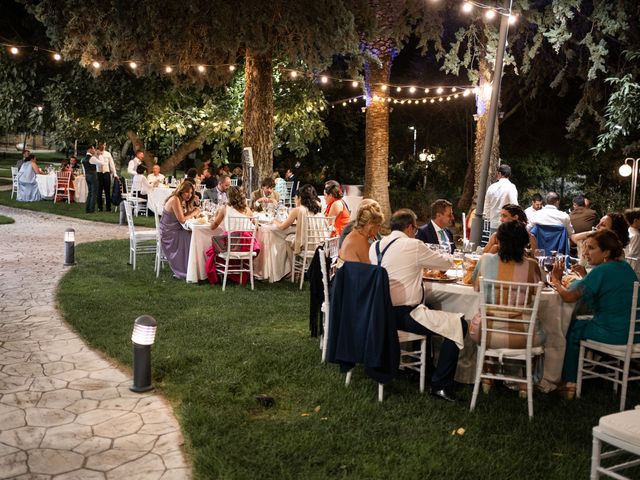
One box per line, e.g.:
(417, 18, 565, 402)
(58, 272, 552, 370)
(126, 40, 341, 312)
(619, 157, 640, 209)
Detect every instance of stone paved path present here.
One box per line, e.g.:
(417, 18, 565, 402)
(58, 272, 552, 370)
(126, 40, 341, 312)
(0, 206, 191, 480)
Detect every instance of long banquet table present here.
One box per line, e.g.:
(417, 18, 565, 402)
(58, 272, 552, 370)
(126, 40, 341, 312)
(423, 277, 574, 387)
(148, 186, 175, 213)
(36, 173, 88, 202)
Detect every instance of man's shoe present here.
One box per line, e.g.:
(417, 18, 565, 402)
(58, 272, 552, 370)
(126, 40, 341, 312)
(430, 387, 457, 403)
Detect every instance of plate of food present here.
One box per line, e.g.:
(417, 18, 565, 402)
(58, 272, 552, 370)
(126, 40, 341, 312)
(422, 269, 456, 282)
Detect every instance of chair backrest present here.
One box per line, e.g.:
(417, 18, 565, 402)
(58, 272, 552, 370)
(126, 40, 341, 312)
(625, 282, 640, 356)
(230, 178, 239, 187)
(303, 216, 334, 253)
(530, 224, 570, 256)
(123, 200, 136, 236)
(11, 166, 18, 176)
(324, 236, 340, 276)
(125, 178, 133, 193)
(478, 277, 544, 350)
(56, 171, 72, 189)
(283, 181, 295, 206)
(481, 219, 491, 246)
(224, 215, 257, 253)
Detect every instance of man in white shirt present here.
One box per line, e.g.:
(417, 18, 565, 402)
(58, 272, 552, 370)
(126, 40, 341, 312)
(128, 150, 144, 177)
(524, 193, 543, 220)
(483, 164, 518, 233)
(81, 146, 106, 213)
(369, 209, 467, 402)
(528, 192, 574, 236)
(147, 164, 165, 188)
(96, 143, 118, 212)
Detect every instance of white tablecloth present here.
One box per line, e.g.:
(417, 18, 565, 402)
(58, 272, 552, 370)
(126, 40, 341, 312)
(254, 225, 296, 283)
(36, 173, 56, 199)
(423, 277, 574, 385)
(148, 187, 175, 213)
(186, 224, 223, 283)
(74, 176, 87, 203)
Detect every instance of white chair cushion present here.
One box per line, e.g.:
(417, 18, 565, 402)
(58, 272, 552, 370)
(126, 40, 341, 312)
(134, 231, 157, 240)
(599, 409, 640, 447)
(582, 340, 640, 358)
(398, 331, 426, 343)
(485, 346, 544, 361)
(218, 251, 257, 260)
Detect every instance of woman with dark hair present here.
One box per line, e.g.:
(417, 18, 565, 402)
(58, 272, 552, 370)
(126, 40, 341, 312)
(132, 164, 152, 199)
(324, 180, 350, 236)
(483, 204, 537, 254)
(550, 229, 638, 398)
(274, 184, 323, 254)
(571, 212, 629, 263)
(209, 186, 253, 230)
(160, 181, 201, 279)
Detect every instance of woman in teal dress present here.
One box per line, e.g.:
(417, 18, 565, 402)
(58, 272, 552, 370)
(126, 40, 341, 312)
(550, 229, 638, 395)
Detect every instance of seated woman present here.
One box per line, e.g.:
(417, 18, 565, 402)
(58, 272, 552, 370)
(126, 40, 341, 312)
(338, 200, 384, 264)
(323, 180, 351, 237)
(274, 184, 323, 254)
(132, 164, 153, 199)
(483, 204, 537, 254)
(550, 229, 638, 398)
(16, 154, 42, 202)
(209, 186, 254, 230)
(571, 213, 629, 264)
(159, 181, 200, 279)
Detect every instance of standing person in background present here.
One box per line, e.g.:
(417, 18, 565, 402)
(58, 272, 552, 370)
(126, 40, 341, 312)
(416, 199, 455, 253)
(96, 143, 117, 212)
(285, 167, 298, 197)
(483, 164, 518, 234)
(81, 146, 105, 213)
(524, 193, 543, 220)
(128, 150, 144, 177)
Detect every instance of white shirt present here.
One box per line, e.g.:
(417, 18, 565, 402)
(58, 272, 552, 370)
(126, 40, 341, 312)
(524, 206, 538, 220)
(97, 150, 117, 176)
(132, 174, 152, 195)
(483, 178, 518, 229)
(529, 205, 574, 235)
(431, 220, 450, 247)
(369, 230, 452, 307)
(147, 172, 165, 187)
(128, 158, 142, 176)
(88, 155, 106, 167)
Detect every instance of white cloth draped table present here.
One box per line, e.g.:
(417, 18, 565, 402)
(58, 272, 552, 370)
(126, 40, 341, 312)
(423, 279, 574, 385)
(343, 195, 363, 221)
(73, 175, 87, 203)
(254, 225, 295, 283)
(148, 187, 175, 214)
(186, 223, 224, 283)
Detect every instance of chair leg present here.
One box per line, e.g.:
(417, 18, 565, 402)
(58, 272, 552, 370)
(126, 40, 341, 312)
(378, 384, 384, 402)
(419, 338, 426, 393)
(222, 256, 230, 291)
(470, 348, 484, 412)
(299, 256, 307, 290)
(526, 355, 534, 419)
(132, 244, 137, 270)
(321, 307, 329, 364)
(345, 370, 352, 386)
(577, 344, 586, 399)
(291, 254, 296, 284)
(249, 257, 255, 291)
(620, 360, 630, 412)
(590, 434, 601, 480)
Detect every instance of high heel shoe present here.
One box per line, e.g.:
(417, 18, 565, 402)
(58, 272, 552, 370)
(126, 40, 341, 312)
(556, 382, 576, 400)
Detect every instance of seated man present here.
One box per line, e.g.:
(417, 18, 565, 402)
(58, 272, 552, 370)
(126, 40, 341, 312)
(251, 177, 280, 212)
(369, 209, 467, 402)
(147, 164, 165, 188)
(524, 192, 543, 220)
(416, 198, 455, 253)
(203, 174, 231, 204)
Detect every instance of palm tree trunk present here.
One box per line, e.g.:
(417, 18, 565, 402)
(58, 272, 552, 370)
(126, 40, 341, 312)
(473, 60, 500, 199)
(243, 49, 274, 194)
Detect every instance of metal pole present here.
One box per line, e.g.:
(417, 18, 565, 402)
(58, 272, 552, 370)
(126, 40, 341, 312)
(631, 158, 639, 209)
(470, 0, 511, 246)
(413, 128, 417, 160)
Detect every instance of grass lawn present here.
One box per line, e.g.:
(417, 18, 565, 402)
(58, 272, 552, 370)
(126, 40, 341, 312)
(0, 191, 154, 227)
(56, 240, 640, 479)
(0, 214, 14, 224)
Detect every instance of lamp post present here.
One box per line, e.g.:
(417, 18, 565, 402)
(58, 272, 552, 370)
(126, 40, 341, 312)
(409, 126, 417, 160)
(130, 315, 157, 393)
(619, 157, 640, 209)
(64, 228, 75, 266)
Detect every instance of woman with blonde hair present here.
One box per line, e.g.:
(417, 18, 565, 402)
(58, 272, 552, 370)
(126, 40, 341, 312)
(338, 200, 384, 264)
(159, 181, 201, 279)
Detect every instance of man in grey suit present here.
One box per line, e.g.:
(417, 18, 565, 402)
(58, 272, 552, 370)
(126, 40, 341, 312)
(203, 174, 231, 204)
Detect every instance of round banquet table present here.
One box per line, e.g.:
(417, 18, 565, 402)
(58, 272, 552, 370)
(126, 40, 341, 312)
(148, 187, 175, 214)
(423, 275, 575, 386)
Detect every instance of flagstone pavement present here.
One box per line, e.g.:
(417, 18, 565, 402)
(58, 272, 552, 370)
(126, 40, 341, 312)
(0, 206, 191, 480)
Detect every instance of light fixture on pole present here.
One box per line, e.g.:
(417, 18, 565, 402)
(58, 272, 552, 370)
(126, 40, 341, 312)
(619, 157, 640, 209)
(64, 228, 75, 266)
(130, 315, 157, 393)
(409, 126, 417, 159)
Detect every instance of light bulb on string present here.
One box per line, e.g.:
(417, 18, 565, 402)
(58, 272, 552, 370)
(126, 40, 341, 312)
(409, 86, 416, 93)
(381, 84, 387, 91)
(446, 96, 451, 101)
(92, 61, 101, 69)
(352, 80, 358, 88)
(430, 99, 435, 103)
(229, 65, 236, 71)
(462, 2, 473, 13)
(436, 87, 443, 94)
(129, 61, 137, 70)
(396, 87, 402, 92)
(197, 65, 206, 73)
(451, 87, 457, 92)
(290, 70, 298, 78)
(53, 53, 61, 61)
(438, 97, 443, 102)
(165, 66, 173, 73)
(10, 46, 19, 55)
(320, 75, 328, 84)
(485, 9, 496, 20)
(424, 88, 430, 94)
(508, 15, 517, 25)
(463, 89, 471, 97)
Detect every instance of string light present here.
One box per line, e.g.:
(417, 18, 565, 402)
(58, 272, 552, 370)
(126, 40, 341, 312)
(129, 61, 137, 69)
(229, 65, 236, 71)
(396, 86, 402, 92)
(352, 80, 358, 88)
(10, 47, 18, 55)
(381, 85, 387, 91)
(436, 87, 444, 94)
(197, 65, 206, 73)
(485, 9, 496, 20)
(92, 61, 100, 69)
(409, 86, 416, 93)
(165, 66, 173, 73)
(53, 53, 61, 61)
(462, 2, 473, 13)
(424, 88, 430, 94)
(290, 71, 297, 78)
(320, 75, 328, 83)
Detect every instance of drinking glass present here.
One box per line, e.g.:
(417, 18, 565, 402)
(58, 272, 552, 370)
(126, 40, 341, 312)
(452, 250, 464, 278)
(534, 249, 546, 268)
(542, 256, 555, 283)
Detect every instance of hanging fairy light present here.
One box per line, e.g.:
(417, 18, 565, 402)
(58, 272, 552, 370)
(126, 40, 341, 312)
(129, 61, 137, 70)
(381, 85, 387, 91)
(436, 87, 444, 94)
(352, 80, 358, 88)
(462, 2, 473, 13)
(53, 53, 61, 61)
(290, 71, 298, 78)
(409, 86, 416, 93)
(165, 66, 173, 73)
(320, 75, 328, 83)
(10, 46, 19, 55)
(485, 9, 496, 19)
(229, 64, 236, 71)
(197, 65, 206, 73)
(92, 61, 100, 69)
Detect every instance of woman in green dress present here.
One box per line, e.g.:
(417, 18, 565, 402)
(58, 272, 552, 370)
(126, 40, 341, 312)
(550, 229, 638, 397)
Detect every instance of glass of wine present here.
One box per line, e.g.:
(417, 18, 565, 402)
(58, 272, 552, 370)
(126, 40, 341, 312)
(542, 256, 555, 283)
(452, 250, 464, 278)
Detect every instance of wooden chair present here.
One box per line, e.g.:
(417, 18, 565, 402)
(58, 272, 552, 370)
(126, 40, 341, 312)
(577, 281, 640, 412)
(470, 277, 544, 418)
(54, 171, 74, 204)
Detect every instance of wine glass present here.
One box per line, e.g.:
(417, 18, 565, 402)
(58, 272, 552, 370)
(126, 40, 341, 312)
(452, 250, 464, 278)
(542, 256, 555, 283)
(534, 249, 546, 268)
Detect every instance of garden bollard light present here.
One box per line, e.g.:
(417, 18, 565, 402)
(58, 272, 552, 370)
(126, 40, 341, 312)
(130, 315, 157, 393)
(64, 228, 75, 266)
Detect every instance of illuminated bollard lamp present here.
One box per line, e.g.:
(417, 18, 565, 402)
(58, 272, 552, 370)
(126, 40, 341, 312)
(130, 315, 157, 393)
(64, 228, 76, 266)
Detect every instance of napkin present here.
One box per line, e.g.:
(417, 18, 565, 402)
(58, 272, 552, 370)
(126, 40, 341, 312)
(410, 305, 465, 350)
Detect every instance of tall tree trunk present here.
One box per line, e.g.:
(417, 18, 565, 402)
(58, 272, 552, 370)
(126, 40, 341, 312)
(457, 158, 475, 213)
(473, 59, 500, 200)
(364, 50, 393, 223)
(126, 131, 155, 171)
(243, 49, 274, 195)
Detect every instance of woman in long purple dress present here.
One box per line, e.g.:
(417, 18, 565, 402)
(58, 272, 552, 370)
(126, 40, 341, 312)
(160, 181, 201, 279)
